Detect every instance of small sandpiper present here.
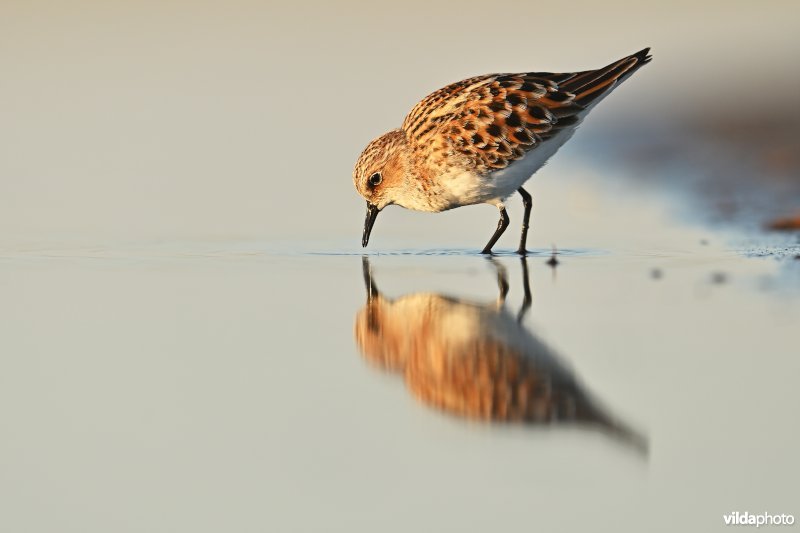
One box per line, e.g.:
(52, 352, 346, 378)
(353, 48, 651, 254)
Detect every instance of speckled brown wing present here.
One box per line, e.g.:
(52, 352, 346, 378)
(401, 48, 651, 172)
(401, 73, 574, 172)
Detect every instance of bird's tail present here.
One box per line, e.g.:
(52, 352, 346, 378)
(562, 47, 652, 107)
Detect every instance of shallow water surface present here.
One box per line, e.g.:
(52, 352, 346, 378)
(2, 215, 798, 533)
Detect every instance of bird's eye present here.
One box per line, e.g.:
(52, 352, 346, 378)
(369, 172, 382, 186)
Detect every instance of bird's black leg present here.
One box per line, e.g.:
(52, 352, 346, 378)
(481, 206, 510, 254)
(517, 187, 532, 255)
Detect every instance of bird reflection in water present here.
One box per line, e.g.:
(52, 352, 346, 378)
(355, 257, 647, 454)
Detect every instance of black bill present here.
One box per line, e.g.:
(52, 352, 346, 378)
(362, 202, 380, 247)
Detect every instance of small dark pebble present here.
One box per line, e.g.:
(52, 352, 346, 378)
(700, 239, 709, 246)
(795, 255, 800, 260)
(651, 268, 663, 280)
(711, 272, 727, 284)
(546, 245, 559, 267)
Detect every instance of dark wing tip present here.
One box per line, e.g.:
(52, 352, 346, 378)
(632, 47, 653, 65)
(563, 47, 652, 107)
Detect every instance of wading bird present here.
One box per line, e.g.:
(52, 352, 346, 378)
(353, 49, 651, 254)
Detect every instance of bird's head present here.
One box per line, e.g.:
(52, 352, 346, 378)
(353, 129, 414, 247)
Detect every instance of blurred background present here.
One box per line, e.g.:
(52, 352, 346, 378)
(1, 2, 799, 533)
(2, 0, 798, 246)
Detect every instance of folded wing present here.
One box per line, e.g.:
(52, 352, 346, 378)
(402, 48, 651, 172)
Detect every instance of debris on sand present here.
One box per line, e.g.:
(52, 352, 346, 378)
(711, 272, 728, 285)
(546, 245, 559, 268)
(766, 215, 800, 232)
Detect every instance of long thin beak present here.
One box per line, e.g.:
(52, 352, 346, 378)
(362, 202, 380, 247)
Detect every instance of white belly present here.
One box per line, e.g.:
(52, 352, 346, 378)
(488, 125, 579, 199)
(438, 123, 581, 209)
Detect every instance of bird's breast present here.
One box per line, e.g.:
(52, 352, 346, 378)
(437, 169, 493, 208)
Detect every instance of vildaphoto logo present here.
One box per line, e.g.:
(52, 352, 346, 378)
(723, 512, 795, 527)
